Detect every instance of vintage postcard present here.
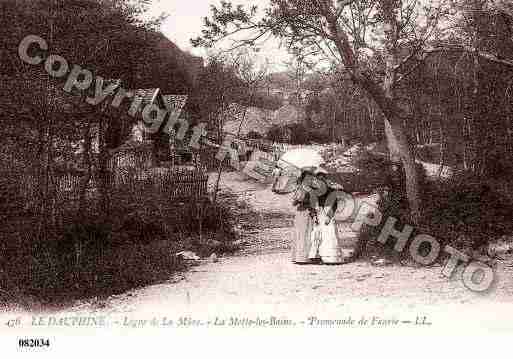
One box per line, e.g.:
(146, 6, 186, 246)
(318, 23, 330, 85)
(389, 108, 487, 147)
(1, 0, 513, 356)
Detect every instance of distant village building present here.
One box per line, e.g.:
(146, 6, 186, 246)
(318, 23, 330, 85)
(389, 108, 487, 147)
(222, 105, 274, 137)
(221, 102, 305, 138)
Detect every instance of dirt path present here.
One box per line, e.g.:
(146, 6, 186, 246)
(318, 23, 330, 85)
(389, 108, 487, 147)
(35, 172, 510, 333)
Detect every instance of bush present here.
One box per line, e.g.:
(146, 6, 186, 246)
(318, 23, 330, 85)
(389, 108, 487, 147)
(356, 162, 427, 260)
(247, 131, 263, 139)
(423, 174, 513, 250)
(307, 127, 332, 144)
(481, 148, 513, 178)
(266, 125, 285, 142)
(251, 92, 283, 111)
(288, 123, 309, 144)
(0, 189, 240, 309)
(357, 166, 513, 262)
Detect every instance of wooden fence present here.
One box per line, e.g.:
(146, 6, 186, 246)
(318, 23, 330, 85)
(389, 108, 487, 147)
(109, 149, 209, 201)
(1, 148, 209, 216)
(3, 139, 321, 214)
(196, 137, 284, 171)
(109, 166, 209, 200)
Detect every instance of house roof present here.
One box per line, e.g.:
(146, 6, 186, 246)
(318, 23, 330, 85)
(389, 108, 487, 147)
(128, 89, 189, 114)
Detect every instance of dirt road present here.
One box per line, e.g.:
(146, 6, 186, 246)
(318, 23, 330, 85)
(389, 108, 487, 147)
(41, 172, 513, 333)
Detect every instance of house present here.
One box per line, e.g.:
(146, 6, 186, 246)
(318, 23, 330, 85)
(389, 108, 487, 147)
(123, 88, 188, 166)
(129, 88, 164, 142)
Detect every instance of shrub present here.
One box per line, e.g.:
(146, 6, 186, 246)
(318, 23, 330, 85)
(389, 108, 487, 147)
(288, 123, 309, 144)
(356, 161, 428, 260)
(266, 125, 284, 142)
(481, 148, 513, 178)
(357, 166, 513, 262)
(247, 131, 263, 139)
(307, 128, 331, 144)
(423, 174, 513, 250)
(0, 188, 239, 309)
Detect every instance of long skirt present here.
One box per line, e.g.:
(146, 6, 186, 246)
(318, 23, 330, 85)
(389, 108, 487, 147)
(291, 210, 315, 263)
(310, 214, 344, 264)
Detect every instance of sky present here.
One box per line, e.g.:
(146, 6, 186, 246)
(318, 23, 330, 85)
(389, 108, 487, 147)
(147, 0, 291, 71)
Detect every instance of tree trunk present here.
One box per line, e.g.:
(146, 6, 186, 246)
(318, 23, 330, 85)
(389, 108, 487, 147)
(78, 122, 92, 214)
(437, 115, 446, 179)
(331, 108, 336, 143)
(323, 2, 422, 225)
(98, 115, 110, 219)
(383, 113, 421, 225)
(377, 0, 422, 224)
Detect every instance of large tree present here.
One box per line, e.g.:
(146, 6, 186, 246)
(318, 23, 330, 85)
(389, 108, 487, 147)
(0, 0, 175, 235)
(192, 0, 451, 224)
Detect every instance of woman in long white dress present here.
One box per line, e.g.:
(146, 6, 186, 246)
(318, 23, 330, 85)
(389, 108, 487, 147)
(308, 174, 345, 264)
(272, 166, 317, 264)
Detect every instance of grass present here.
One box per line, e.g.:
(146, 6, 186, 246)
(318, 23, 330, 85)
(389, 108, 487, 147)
(0, 189, 240, 311)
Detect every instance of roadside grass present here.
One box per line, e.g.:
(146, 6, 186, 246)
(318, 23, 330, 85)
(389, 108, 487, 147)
(0, 192, 240, 311)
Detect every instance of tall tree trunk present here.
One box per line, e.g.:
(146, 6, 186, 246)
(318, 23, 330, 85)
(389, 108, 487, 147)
(469, 0, 485, 175)
(322, 0, 421, 224)
(382, 2, 421, 224)
(437, 115, 446, 179)
(332, 107, 336, 143)
(367, 98, 376, 140)
(37, 10, 55, 242)
(212, 105, 226, 205)
(98, 115, 110, 219)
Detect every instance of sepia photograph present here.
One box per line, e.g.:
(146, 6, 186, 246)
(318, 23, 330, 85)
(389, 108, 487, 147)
(1, 0, 513, 355)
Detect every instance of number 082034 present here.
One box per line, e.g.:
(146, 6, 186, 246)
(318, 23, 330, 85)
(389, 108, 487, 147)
(18, 338, 50, 348)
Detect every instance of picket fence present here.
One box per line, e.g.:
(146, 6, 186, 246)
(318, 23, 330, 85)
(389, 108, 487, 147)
(108, 148, 209, 201)
(9, 154, 209, 208)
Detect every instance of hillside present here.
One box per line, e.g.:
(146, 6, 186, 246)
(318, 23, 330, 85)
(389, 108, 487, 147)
(222, 103, 305, 136)
(266, 71, 330, 92)
(134, 31, 203, 93)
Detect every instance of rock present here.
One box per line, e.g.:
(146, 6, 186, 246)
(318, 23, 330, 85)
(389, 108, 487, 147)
(210, 253, 218, 263)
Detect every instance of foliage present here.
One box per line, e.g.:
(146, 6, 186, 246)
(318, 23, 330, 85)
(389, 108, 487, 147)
(191, 0, 513, 226)
(250, 92, 283, 111)
(0, 0, 224, 309)
(266, 124, 285, 142)
(358, 166, 513, 261)
(246, 131, 263, 139)
(288, 123, 309, 144)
